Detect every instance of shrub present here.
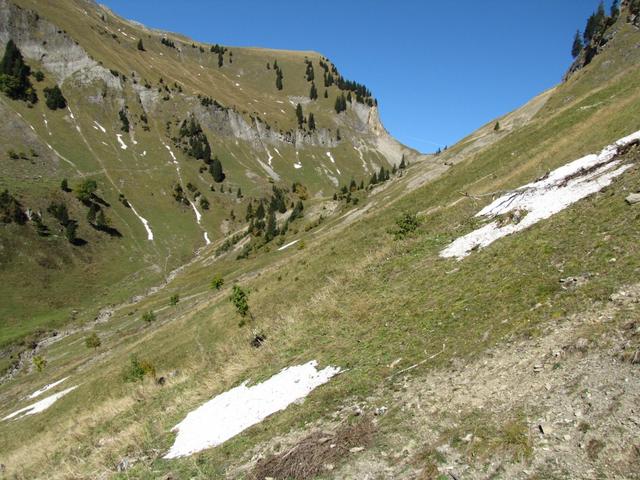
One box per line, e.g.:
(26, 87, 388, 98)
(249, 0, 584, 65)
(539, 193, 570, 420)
(388, 212, 420, 240)
(142, 311, 156, 323)
(169, 293, 180, 306)
(211, 276, 224, 290)
(122, 355, 156, 382)
(85, 332, 101, 349)
(33, 355, 46, 372)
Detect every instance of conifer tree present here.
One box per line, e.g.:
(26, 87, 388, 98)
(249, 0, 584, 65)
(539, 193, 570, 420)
(44, 85, 66, 110)
(309, 82, 318, 100)
(265, 209, 277, 241)
(572, 30, 584, 58)
(399, 155, 406, 170)
(308, 113, 316, 131)
(209, 156, 225, 182)
(494, 121, 500, 131)
(137, 39, 145, 51)
(0, 39, 35, 102)
(370, 171, 378, 185)
(60, 178, 69, 192)
(295, 103, 304, 128)
(256, 200, 265, 220)
(245, 201, 254, 221)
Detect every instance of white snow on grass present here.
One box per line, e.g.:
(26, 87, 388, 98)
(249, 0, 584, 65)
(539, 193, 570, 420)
(165, 144, 177, 162)
(163, 361, 341, 458)
(204, 232, 211, 245)
(326, 151, 336, 164)
(129, 204, 154, 240)
(93, 121, 106, 133)
(278, 239, 299, 251)
(294, 162, 302, 169)
(142, 150, 147, 156)
(274, 148, 281, 157)
(189, 200, 202, 224)
(440, 130, 640, 260)
(3, 386, 78, 421)
(28, 377, 69, 399)
(116, 134, 128, 150)
(266, 148, 273, 167)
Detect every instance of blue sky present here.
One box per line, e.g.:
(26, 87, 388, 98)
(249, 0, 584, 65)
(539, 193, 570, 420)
(101, 0, 609, 152)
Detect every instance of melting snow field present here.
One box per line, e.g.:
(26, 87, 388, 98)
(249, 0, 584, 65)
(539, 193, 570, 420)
(28, 377, 68, 399)
(163, 361, 341, 459)
(440, 130, 640, 259)
(3, 386, 78, 421)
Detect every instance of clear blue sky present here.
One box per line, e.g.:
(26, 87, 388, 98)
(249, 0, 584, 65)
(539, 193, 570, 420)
(101, 0, 610, 152)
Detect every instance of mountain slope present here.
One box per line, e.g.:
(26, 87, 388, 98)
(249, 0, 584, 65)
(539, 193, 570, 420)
(0, 1, 640, 479)
(0, 0, 420, 348)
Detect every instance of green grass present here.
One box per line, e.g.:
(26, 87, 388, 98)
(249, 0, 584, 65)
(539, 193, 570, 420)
(1, 2, 640, 479)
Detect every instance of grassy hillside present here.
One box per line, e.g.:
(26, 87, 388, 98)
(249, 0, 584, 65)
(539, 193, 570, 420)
(0, 0, 419, 348)
(0, 2, 639, 479)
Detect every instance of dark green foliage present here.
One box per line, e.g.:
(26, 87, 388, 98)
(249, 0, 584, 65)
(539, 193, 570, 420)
(169, 293, 180, 306)
(209, 156, 225, 182)
(324, 89, 328, 98)
(584, 1, 607, 43)
(245, 201, 254, 221)
(34, 70, 44, 82)
(142, 311, 156, 323)
(399, 155, 406, 170)
(610, 0, 619, 18)
(0, 39, 36, 102)
(75, 179, 97, 204)
(122, 355, 155, 382)
(218, 52, 223, 68)
(295, 103, 304, 128)
(118, 108, 130, 132)
(60, 178, 70, 192)
(275, 65, 283, 90)
(304, 59, 314, 81)
(178, 117, 212, 162)
(572, 30, 584, 58)
(47, 201, 69, 225)
(309, 82, 318, 100)
(265, 209, 277, 241)
(211, 275, 224, 290)
(334, 94, 347, 113)
(160, 37, 176, 48)
(230, 285, 251, 320)
(137, 39, 145, 51)
(289, 200, 304, 222)
(308, 113, 316, 131)
(64, 220, 78, 244)
(494, 121, 500, 131)
(118, 193, 130, 208)
(269, 186, 287, 214)
(85, 333, 101, 349)
(369, 171, 378, 185)
(210, 44, 226, 54)
(349, 179, 357, 191)
(333, 192, 337, 200)
(237, 187, 242, 198)
(44, 85, 66, 110)
(388, 212, 420, 240)
(200, 196, 210, 210)
(0, 189, 27, 224)
(255, 200, 265, 220)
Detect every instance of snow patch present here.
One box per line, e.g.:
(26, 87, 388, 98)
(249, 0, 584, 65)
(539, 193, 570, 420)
(294, 162, 302, 169)
(28, 377, 69, 399)
(116, 134, 128, 150)
(3, 386, 78, 421)
(278, 239, 299, 251)
(129, 204, 154, 240)
(204, 232, 211, 245)
(163, 361, 341, 458)
(189, 200, 202, 224)
(440, 131, 640, 259)
(93, 121, 106, 133)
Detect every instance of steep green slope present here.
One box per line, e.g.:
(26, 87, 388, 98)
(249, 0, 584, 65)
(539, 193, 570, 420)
(0, 0, 419, 348)
(0, 2, 639, 479)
